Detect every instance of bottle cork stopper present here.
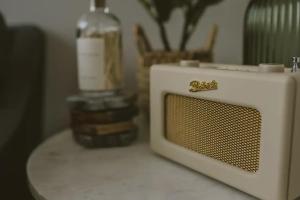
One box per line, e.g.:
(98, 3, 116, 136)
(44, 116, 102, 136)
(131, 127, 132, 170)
(95, 0, 106, 8)
(90, 0, 106, 11)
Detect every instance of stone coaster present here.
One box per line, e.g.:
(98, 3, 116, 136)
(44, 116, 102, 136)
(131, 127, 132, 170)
(67, 90, 139, 148)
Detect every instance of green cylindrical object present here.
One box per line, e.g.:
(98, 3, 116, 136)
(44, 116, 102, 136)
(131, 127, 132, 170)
(244, 0, 300, 67)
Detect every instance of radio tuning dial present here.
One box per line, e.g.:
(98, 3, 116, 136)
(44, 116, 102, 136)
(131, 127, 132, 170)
(258, 63, 285, 73)
(180, 60, 200, 67)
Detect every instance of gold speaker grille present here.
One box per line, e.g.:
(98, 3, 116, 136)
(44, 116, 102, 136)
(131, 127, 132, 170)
(165, 94, 261, 173)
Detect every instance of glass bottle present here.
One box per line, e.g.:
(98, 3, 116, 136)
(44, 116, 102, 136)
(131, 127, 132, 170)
(77, 0, 122, 92)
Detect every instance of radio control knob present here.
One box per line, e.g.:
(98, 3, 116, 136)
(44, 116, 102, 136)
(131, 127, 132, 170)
(259, 63, 285, 73)
(180, 60, 200, 67)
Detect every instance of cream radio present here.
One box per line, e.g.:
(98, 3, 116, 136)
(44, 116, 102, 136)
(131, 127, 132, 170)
(150, 59, 300, 200)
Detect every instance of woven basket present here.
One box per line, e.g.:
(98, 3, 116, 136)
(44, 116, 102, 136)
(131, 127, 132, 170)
(134, 24, 218, 114)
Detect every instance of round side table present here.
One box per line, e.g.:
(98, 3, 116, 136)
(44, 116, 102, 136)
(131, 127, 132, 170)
(27, 127, 256, 200)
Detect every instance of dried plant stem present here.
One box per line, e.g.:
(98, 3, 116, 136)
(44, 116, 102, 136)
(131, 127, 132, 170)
(180, 18, 197, 51)
(104, 31, 122, 89)
(180, 20, 190, 51)
(82, 30, 122, 90)
(137, 0, 171, 51)
(158, 21, 171, 51)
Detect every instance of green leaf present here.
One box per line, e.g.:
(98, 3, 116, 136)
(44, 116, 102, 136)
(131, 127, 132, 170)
(137, 0, 224, 50)
(186, 0, 224, 27)
(152, 0, 176, 22)
(138, 0, 158, 21)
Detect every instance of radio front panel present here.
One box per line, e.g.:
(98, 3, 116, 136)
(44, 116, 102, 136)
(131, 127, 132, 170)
(165, 94, 262, 173)
(150, 64, 296, 200)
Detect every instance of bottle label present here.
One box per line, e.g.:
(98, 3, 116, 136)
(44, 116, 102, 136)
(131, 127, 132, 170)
(77, 38, 105, 91)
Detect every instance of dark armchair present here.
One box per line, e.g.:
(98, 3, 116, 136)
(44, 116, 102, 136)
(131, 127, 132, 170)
(0, 13, 45, 199)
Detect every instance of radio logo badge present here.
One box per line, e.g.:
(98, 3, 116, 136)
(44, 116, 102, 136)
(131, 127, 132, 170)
(189, 80, 218, 92)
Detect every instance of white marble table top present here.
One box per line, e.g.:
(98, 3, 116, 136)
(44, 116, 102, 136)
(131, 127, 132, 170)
(27, 121, 257, 200)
